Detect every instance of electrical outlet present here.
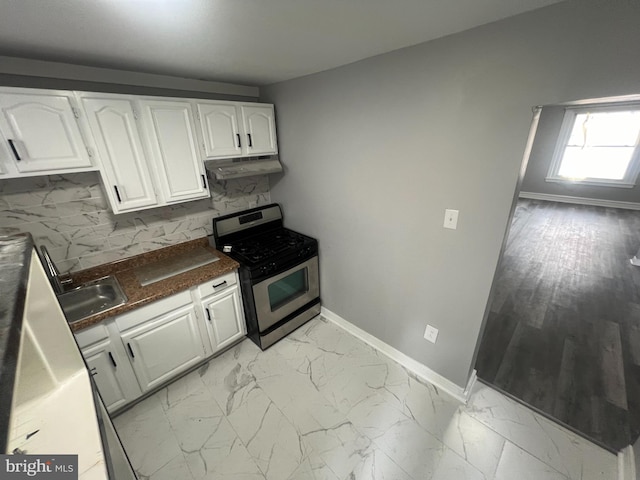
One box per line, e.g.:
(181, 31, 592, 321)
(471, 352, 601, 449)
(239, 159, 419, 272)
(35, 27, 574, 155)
(443, 209, 459, 230)
(424, 325, 439, 343)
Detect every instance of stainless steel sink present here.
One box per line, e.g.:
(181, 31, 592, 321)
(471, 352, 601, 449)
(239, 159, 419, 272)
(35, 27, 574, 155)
(58, 276, 127, 324)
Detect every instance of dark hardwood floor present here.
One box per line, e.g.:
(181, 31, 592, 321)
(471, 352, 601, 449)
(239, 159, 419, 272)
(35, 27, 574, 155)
(475, 199, 640, 451)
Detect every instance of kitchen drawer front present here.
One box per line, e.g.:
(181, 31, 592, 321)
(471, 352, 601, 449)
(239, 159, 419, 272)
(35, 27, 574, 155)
(115, 290, 192, 332)
(196, 271, 237, 299)
(75, 322, 110, 349)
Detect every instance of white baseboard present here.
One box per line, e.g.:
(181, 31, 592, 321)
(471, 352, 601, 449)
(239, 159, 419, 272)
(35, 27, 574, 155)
(618, 444, 636, 480)
(320, 307, 476, 404)
(519, 192, 640, 211)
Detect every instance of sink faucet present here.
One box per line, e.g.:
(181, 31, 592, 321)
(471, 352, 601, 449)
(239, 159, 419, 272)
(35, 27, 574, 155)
(39, 245, 71, 295)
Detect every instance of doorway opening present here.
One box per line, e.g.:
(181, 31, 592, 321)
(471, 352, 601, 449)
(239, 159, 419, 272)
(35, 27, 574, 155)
(474, 96, 640, 452)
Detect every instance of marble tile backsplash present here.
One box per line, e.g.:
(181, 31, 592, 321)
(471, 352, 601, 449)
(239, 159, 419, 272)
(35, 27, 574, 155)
(0, 172, 270, 273)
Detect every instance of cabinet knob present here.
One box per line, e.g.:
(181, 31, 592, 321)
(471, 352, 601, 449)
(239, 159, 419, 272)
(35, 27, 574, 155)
(247, 133, 253, 148)
(236, 134, 241, 148)
(205, 308, 212, 322)
(113, 185, 122, 203)
(127, 343, 135, 358)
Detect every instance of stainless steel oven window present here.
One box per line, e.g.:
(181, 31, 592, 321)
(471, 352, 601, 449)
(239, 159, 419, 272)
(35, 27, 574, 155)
(267, 268, 308, 311)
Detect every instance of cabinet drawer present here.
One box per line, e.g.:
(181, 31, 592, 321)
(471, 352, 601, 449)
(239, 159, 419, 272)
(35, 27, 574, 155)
(115, 290, 192, 332)
(196, 271, 237, 299)
(75, 322, 110, 349)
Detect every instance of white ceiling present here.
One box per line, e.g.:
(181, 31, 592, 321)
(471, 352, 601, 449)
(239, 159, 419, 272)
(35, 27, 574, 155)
(0, 0, 562, 87)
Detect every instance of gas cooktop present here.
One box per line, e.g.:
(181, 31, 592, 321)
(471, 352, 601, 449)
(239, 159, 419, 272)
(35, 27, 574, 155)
(213, 204, 318, 276)
(226, 229, 314, 266)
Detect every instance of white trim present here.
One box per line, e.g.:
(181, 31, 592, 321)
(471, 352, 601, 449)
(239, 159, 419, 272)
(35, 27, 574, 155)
(0, 55, 259, 98)
(519, 192, 640, 211)
(544, 176, 635, 189)
(617, 444, 635, 480)
(320, 307, 477, 404)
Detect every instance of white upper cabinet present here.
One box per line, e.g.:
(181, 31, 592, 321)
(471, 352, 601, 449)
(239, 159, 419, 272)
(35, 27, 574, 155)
(196, 101, 277, 159)
(197, 102, 242, 158)
(79, 95, 159, 213)
(240, 104, 278, 156)
(139, 99, 209, 203)
(0, 89, 94, 176)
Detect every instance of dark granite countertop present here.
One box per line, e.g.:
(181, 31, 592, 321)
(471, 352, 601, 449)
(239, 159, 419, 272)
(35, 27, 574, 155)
(0, 234, 32, 453)
(68, 237, 240, 332)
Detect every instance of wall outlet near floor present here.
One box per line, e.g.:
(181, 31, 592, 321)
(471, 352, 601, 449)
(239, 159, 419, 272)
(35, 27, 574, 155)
(443, 209, 459, 229)
(424, 324, 439, 343)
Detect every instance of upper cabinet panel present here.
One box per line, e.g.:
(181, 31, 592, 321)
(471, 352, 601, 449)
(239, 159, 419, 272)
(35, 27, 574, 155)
(79, 95, 158, 213)
(0, 90, 94, 174)
(197, 102, 242, 159)
(140, 100, 209, 203)
(196, 101, 278, 160)
(240, 104, 278, 156)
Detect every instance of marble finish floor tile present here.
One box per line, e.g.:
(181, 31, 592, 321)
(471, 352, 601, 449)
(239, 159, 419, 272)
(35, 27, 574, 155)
(114, 316, 617, 480)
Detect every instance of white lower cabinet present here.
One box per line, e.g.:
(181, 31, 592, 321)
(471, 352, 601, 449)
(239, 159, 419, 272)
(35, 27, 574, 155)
(120, 302, 206, 392)
(74, 271, 246, 412)
(83, 338, 138, 412)
(199, 285, 246, 353)
(75, 323, 142, 414)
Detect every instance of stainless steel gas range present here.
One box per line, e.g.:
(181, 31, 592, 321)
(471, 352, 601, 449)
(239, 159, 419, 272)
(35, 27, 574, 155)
(212, 204, 320, 349)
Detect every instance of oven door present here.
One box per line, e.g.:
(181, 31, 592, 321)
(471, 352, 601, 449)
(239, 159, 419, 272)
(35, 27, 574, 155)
(252, 256, 319, 331)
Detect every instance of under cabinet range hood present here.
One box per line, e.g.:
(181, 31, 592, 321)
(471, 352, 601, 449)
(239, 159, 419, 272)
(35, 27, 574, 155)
(205, 156, 283, 180)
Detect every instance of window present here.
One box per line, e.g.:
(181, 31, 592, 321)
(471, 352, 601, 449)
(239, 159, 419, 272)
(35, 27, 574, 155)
(546, 105, 640, 188)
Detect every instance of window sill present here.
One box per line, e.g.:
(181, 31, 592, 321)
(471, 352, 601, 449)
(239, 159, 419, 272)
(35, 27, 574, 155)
(544, 176, 635, 188)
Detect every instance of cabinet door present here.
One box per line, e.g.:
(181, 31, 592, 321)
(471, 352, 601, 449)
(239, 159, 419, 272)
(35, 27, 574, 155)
(82, 338, 141, 413)
(80, 96, 158, 213)
(0, 128, 15, 176)
(0, 91, 93, 173)
(140, 100, 209, 203)
(201, 285, 246, 353)
(197, 102, 242, 159)
(240, 104, 278, 156)
(121, 304, 207, 392)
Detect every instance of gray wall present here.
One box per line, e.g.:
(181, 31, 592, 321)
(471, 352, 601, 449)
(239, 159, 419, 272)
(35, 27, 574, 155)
(521, 105, 640, 203)
(261, 0, 640, 388)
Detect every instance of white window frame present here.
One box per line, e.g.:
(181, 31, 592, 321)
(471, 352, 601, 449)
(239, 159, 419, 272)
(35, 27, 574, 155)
(546, 104, 640, 188)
